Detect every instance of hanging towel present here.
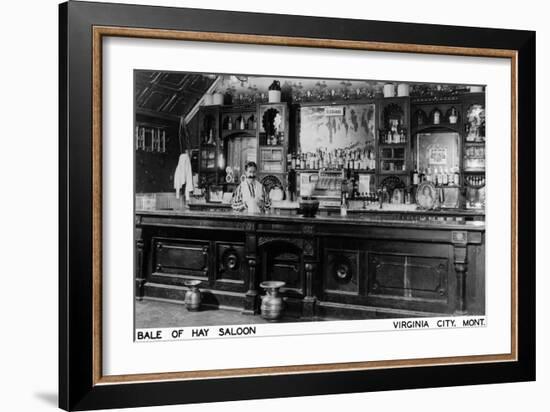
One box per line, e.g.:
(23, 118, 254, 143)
(174, 153, 194, 199)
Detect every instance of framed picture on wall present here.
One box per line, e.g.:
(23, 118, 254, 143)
(59, 1, 535, 410)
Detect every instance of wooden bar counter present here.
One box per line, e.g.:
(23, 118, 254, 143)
(135, 208, 485, 319)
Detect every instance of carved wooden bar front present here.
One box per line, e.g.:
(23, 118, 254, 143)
(135, 211, 485, 319)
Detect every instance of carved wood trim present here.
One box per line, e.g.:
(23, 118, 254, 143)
(258, 236, 303, 249)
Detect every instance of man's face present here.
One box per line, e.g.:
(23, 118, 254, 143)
(245, 166, 257, 181)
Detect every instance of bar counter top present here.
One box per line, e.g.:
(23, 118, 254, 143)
(136, 207, 485, 231)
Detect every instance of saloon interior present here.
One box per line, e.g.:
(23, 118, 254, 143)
(134, 71, 486, 327)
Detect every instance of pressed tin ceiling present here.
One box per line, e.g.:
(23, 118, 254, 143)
(135, 71, 217, 118)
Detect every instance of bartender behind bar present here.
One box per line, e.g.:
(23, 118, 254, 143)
(231, 161, 271, 213)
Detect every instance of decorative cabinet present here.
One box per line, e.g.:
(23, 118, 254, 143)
(462, 92, 486, 208)
(409, 91, 486, 210)
(411, 98, 463, 195)
(257, 103, 289, 192)
(198, 106, 221, 186)
(377, 97, 411, 187)
(220, 105, 257, 185)
(462, 94, 486, 171)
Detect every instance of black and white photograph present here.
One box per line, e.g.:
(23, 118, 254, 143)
(134, 71, 487, 335)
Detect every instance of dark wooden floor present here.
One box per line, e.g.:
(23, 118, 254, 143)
(135, 298, 325, 328)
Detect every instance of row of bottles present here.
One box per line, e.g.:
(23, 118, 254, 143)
(380, 128, 407, 144)
(340, 181, 415, 211)
(414, 107, 459, 127)
(222, 114, 257, 131)
(264, 132, 284, 146)
(412, 166, 460, 186)
(465, 175, 486, 187)
(289, 148, 376, 171)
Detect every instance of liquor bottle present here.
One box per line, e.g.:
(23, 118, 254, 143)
(340, 191, 348, 217)
(442, 168, 449, 185)
(353, 177, 359, 199)
(227, 116, 233, 130)
(432, 108, 442, 125)
(449, 107, 458, 124)
(370, 151, 375, 170)
(240, 116, 245, 130)
(454, 168, 460, 186)
(413, 168, 419, 185)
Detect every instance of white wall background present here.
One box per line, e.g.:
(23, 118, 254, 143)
(0, 0, 546, 411)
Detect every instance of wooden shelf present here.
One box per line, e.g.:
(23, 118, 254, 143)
(351, 169, 376, 174)
(379, 171, 409, 175)
(412, 123, 461, 133)
(222, 128, 256, 135)
(294, 168, 375, 173)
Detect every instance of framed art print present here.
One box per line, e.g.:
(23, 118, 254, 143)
(59, 1, 535, 410)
